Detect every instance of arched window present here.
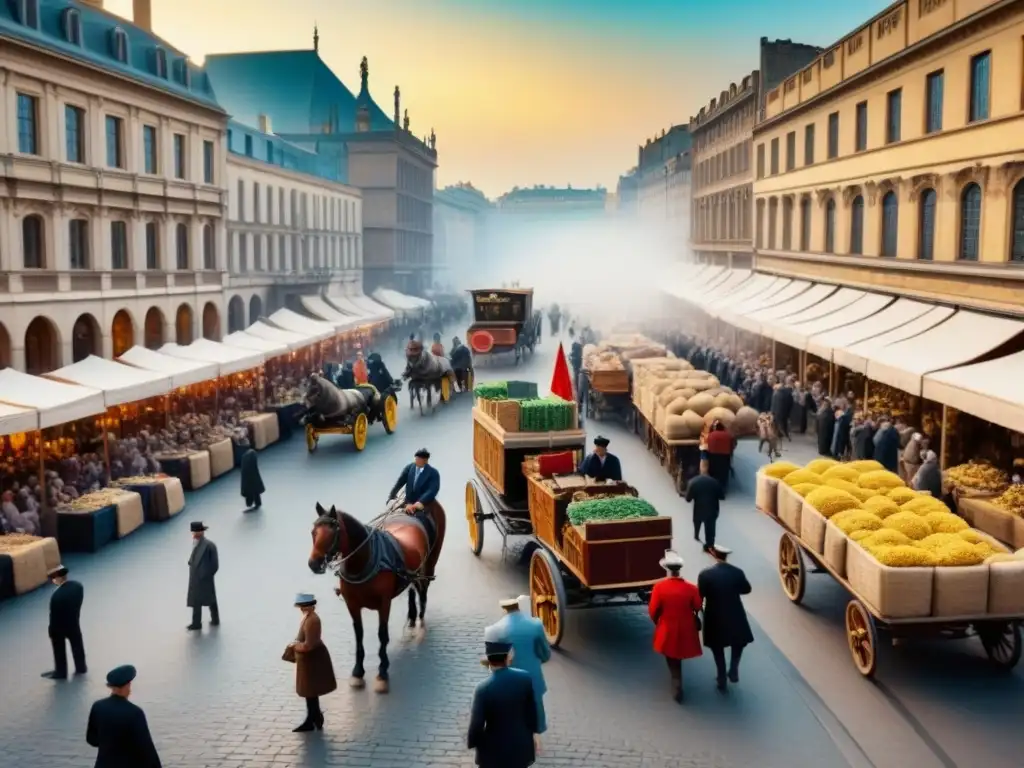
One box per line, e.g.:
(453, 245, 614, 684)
(800, 196, 812, 251)
(825, 198, 836, 253)
(62, 8, 82, 45)
(110, 28, 129, 63)
(1010, 180, 1024, 262)
(849, 195, 864, 254)
(781, 197, 793, 250)
(154, 47, 168, 79)
(959, 183, 982, 260)
(918, 189, 936, 260)
(176, 222, 189, 269)
(881, 192, 899, 257)
(203, 224, 215, 270)
(22, 215, 44, 269)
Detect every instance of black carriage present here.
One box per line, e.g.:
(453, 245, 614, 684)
(466, 288, 540, 364)
(303, 382, 400, 453)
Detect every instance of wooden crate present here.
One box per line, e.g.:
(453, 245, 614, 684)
(527, 475, 558, 550)
(562, 517, 672, 587)
(494, 400, 520, 432)
(589, 369, 630, 394)
(473, 419, 506, 495)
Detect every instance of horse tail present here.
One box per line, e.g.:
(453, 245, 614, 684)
(425, 502, 446, 579)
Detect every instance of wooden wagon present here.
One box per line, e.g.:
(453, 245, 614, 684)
(304, 386, 399, 453)
(582, 368, 634, 426)
(634, 408, 702, 495)
(465, 405, 673, 646)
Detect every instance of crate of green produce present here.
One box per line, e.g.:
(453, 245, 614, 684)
(567, 496, 658, 527)
(473, 381, 508, 400)
(519, 396, 575, 432)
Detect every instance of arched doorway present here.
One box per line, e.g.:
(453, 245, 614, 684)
(227, 295, 245, 334)
(175, 303, 194, 345)
(202, 302, 220, 341)
(71, 313, 101, 362)
(24, 316, 60, 374)
(111, 310, 134, 357)
(0, 322, 11, 370)
(249, 295, 263, 325)
(143, 307, 164, 350)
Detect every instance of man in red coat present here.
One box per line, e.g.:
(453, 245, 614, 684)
(648, 550, 702, 703)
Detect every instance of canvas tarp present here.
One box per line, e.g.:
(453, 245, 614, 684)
(118, 346, 219, 388)
(48, 355, 173, 407)
(0, 368, 105, 429)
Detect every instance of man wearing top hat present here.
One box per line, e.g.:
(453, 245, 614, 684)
(87, 664, 162, 767)
(486, 596, 551, 735)
(579, 436, 622, 483)
(388, 448, 441, 542)
(698, 544, 754, 691)
(41, 564, 87, 680)
(186, 522, 220, 631)
(467, 625, 539, 768)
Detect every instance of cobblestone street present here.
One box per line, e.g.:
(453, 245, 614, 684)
(1, 337, 1020, 768)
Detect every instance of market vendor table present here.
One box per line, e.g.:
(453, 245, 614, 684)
(57, 505, 117, 553)
(111, 490, 145, 538)
(156, 451, 212, 491)
(121, 477, 186, 522)
(958, 497, 1024, 549)
(208, 438, 234, 478)
(264, 401, 304, 440)
(243, 413, 280, 450)
(0, 536, 61, 600)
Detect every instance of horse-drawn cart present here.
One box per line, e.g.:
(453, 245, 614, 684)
(465, 404, 673, 646)
(583, 368, 634, 427)
(467, 288, 540, 364)
(303, 377, 400, 453)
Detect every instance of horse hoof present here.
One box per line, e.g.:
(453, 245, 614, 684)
(374, 677, 389, 694)
(349, 677, 366, 689)
(416, 625, 427, 642)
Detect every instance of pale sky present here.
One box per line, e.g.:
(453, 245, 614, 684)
(103, 0, 891, 198)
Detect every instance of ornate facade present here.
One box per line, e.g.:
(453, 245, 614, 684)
(753, 0, 1024, 316)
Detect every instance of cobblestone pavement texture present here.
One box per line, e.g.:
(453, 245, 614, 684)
(1, 327, 1021, 768)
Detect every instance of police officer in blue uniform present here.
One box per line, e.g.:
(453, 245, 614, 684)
(86, 665, 162, 767)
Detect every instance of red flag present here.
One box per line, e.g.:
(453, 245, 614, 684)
(550, 342, 574, 402)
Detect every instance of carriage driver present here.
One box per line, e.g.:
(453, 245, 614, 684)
(580, 436, 622, 482)
(387, 448, 440, 542)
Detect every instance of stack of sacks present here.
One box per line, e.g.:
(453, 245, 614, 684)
(630, 359, 695, 420)
(763, 459, 1024, 618)
(634, 364, 758, 440)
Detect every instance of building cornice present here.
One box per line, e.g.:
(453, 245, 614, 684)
(226, 154, 361, 196)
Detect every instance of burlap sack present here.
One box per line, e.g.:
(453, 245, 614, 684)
(113, 491, 144, 539)
(988, 560, 1024, 615)
(800, 503, 827, 555)
(755, 473, 778, 516)
(932, 564, 988, 617)
(188, 451, 212, 489)
(776, 482, 803, 529)
(846, 541, 933, 619)
(823, 521, 848, 578)
(10, 539, 48, 596)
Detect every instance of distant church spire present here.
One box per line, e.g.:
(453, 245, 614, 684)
(313, 23, 319, 53)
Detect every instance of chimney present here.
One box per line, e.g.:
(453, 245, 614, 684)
(134, 0, 152, 32)
(258, 114, 272, 134)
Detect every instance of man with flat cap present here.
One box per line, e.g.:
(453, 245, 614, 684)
(698, 544, 754, 692)
(86, 664, 162, 767)
(388, 448, 441, 542)
(467, 624, 539, 768)
(487, 596, 551, 735)
(579, 436, 622, 482)
(42, 564, 86, 680)
(186, 521, 219, 631)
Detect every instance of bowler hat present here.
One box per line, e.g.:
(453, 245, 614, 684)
(415, 448, 430, 459)
(106, 664, 137, 687)
(190, 521, 208, 532)
(294, 593, 317, 607)
(47, 565, 69, 579)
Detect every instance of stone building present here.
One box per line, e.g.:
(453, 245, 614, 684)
(753, 0, 1024, 316)
(432, 183, 491, 289)
(223, 119, 363, 334)
(635, 126, 691, 258)
(204, 33, 437, 296)
(494, 186, 608, 214)
(0, 0, 228, 374)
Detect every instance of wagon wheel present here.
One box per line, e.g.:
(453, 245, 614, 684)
(845, 599, 878, 677)
(976, 621, 1023, 671)
(382, 395, 398, 434)
(530, 548, 567, 647)
(305, 423, 318, 454)
(440, 376, 452, 403)
(464, 481, 484, 556)
(352, 413, 369, 451)
(777, 533, 806, 604)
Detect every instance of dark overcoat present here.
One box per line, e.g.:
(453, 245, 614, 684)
(239, 449, 265, 500)
(49, 579, 84, 636)
(697, 562, 754, 649)
(580, 452, 622, 482)
(816, 406, 835, 456)
(86, 694, 162, 768)
(187, 538, 218, 607)
(685, 474, 723, 523)
(467, 667, 537, 768)
(294, 611, 337, 698)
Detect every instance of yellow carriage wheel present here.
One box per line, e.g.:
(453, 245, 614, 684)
(440, 376, 451, 403)
(383, 395, 398, 434)
(352, 412, 369, 451)
(305, 423, 318, 454)
(465, 481, 484, 555)
(529, 548, 567, 647)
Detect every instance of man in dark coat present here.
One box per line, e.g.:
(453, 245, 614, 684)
(366, 352, 396, 394)
(754, 375, 773, 413)
(467, 626, 538, 768)
(833, 401, 854, 459)
(698, 545, 754, 692)
(770, 384, 792, 441)
(87, 665, 161, 768)
(388, 448, 441, 543)
(851, 416, 875, 460)
(450, 337, 473, 391)
(579, 436, 622, 482)
(873, 419, 901, 473)
(240, 449, 265, 510)
(186, 522, 219, 631)
(42, 565, 86, 679)
(816, 398, 835, 456)
(685, 461, 724, 552)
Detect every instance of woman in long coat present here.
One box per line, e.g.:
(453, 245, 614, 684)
(240, 449, 265, 510)
(648, 551, 702, 703)
(286, 594, 337, 732)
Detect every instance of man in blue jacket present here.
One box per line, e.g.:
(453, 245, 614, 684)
(467, 625, 538, 768)
(487, 596, 551, 735)
(388, 448, 441, 542)
(579, 436, 622, 482)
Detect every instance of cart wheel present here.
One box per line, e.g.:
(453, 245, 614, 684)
(383, 395, 398, 434)
(352, 413, 369, 451)
(305, 423, 318, 454)
(530, 548, 567, 647)
(440, 376, 451, 403)
(845, 599, 878, 677)
(977, 621, 1023, 671)
(465, 481, 484, 556)
(777, 533, 806, 604)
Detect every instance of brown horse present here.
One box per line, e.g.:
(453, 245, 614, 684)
(308, 500, 446, 693)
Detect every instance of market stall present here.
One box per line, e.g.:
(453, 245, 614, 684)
(222, 330, 305, 439)
(267, 307, 337, 361)
(718, 277, 801, 357)
(345, 292, 397, 323)
(372, 287, 431, 319)
(244, 320, 320, 437)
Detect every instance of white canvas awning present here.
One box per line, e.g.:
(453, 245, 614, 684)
(222, 331, 290, 358)
(669, 266, 725, 302)
(325, 294, 383, 323)
(923, 351, 1024, 433)
(807, 298, 936, 362)
(707, 274, 782, 317)
(344, 293, 395, 322)
(775, 292, 894, 352)
(267, 308, 335, 342)
(372, 288, 431, 312)
(0, 368, 105, 429)
(835, 306, 955, 374)
(48, 355, 173, 407)
(0, 402, 39, 436)
(729, 281, 817, 334)
(299, 296, 365, 331)
(719, 278, 798, 327)
(867, 311, 1024, 395)
(118, 345, 219, 388)
(246, 321, 315, 350)
(160, 339, 263, 376)
(693, 270, 752, 307)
